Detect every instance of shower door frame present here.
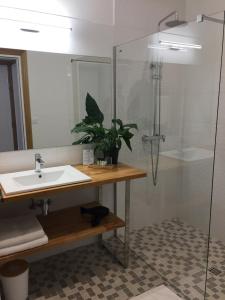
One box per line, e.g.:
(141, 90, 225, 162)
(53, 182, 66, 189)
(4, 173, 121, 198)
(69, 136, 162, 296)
(203, 11, 225, 300)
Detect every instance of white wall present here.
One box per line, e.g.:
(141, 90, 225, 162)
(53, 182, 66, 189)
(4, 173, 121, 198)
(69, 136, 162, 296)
(28, 51, 112, 149)
(0, 0, 115, 25)
(0, 0, 114, 55)
(72, 60, 112, 128)
(114, 0, 186, 45)
(185, 0, 225, 21)
(0, 20, 113, 56)
(27, 51, 75, 149)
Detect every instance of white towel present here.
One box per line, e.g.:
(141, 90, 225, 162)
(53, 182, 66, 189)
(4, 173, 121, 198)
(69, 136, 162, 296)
(0, 214, 46, 248)
(0, 234, 48, 256)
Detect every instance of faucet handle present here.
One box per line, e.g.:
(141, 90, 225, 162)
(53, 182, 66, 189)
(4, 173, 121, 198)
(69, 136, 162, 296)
(35, 153, 41, 160)
(35, 153, 45, 163)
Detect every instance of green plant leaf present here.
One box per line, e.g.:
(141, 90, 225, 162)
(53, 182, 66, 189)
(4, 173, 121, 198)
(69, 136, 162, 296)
(118, 128, 133, 137)
(71, 124, 92, 134)
(72, 135, 91, 145)
(86, 93, 104, 124)
(112, 118, 123, 128)
(122, 136, 132, 151)
(71, 93, 137, 154)
(116, 138, 122, 150)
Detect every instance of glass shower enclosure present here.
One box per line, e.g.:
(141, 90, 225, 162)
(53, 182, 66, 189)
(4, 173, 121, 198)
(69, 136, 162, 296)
(115, 12, 225, 300)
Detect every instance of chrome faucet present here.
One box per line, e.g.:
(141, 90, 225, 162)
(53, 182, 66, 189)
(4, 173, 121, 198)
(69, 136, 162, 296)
(35, 153, 45, 173)
(142, 134, 166, 143)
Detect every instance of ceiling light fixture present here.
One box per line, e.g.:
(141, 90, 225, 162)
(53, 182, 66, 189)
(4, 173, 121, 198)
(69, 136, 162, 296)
(0, 17, 72, 32)
(148, 44, 186, 51)
(0, 6, 72, 33)
(159, 40, 202, 49)
(20, 28, 40, 33)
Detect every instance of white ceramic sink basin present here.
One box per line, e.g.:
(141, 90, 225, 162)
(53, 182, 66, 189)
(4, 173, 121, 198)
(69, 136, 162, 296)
(0, 165, 91, 195)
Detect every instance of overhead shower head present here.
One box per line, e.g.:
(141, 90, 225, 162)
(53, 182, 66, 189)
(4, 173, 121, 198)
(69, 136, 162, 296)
(165, 19, 187, 28)
(158, 11, 187, 31)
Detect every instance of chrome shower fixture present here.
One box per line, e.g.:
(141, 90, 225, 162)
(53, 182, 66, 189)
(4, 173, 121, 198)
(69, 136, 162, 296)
(158, 11, 187, 32)
(197, 14, 224, 25)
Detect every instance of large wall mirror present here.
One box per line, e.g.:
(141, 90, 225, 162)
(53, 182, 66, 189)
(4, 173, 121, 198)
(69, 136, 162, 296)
(0, 48, 112, 152)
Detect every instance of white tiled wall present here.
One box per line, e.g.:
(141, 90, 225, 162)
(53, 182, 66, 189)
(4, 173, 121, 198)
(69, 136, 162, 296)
(115, 36, 183, 230)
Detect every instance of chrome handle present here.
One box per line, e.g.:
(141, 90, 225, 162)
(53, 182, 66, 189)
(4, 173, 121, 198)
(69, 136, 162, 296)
(35, 153, 41, 159)
(35, 153, 45, 173)
(35, 153, 45, 163)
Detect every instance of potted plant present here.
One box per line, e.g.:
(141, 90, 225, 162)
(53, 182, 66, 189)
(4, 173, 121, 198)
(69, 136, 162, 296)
(71, 93, 137, 164)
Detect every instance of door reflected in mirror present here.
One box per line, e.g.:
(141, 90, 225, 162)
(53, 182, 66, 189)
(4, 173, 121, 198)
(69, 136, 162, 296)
(0, 48, 112, 152)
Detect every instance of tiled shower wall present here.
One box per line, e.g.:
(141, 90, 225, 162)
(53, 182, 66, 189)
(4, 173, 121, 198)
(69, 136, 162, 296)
(115, 39, 183, 230)
(184, 7, 225, 243)
(116, 12, 225, 238)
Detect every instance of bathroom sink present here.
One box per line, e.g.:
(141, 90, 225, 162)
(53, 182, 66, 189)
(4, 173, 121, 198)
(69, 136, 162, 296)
(0, 165, 91, 195)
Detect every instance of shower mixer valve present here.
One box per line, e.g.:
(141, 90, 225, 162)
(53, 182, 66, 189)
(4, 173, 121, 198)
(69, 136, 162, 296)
(142, 134, 166, 143)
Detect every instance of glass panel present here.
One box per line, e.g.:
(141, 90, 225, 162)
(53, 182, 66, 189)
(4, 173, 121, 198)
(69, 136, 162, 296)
(116, 12, 224, 300)
(205, 14, 225, 300)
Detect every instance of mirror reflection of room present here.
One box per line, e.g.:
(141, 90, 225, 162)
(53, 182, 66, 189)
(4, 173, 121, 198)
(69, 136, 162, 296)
(0, 54, 28, 152)
(0, 50, 112, 152)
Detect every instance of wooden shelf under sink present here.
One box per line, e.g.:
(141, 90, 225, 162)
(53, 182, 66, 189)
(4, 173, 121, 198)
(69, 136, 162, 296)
(0, 202, 125, 264)
(0, 163, 146, 266)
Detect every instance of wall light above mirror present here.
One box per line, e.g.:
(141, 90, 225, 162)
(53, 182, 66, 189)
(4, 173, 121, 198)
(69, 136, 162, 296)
(0, 6, 73, 31)
(0, 49, 112, 153)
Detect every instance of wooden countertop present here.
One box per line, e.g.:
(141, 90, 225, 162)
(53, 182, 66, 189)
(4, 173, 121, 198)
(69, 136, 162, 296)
(0, 163, 147, 202)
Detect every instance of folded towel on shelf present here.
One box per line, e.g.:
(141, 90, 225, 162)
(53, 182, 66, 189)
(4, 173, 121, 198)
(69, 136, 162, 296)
(0, 214, 46, 249)
(0, 234, 48, 256)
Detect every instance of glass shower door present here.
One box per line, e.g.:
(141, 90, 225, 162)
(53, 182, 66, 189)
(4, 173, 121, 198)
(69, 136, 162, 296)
(116, 12, 224, 300)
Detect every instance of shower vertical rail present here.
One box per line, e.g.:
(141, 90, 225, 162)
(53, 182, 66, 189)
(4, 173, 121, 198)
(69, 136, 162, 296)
(113, 46, 118, 238)
(142, 60, 165, 186)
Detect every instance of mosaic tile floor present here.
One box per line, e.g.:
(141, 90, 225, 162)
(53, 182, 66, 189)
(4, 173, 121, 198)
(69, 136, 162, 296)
(129, 219, 225, 300)
(29, 242, 164, 300)
(27, 219, 225, 300)
(131, 285, 182, 300)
